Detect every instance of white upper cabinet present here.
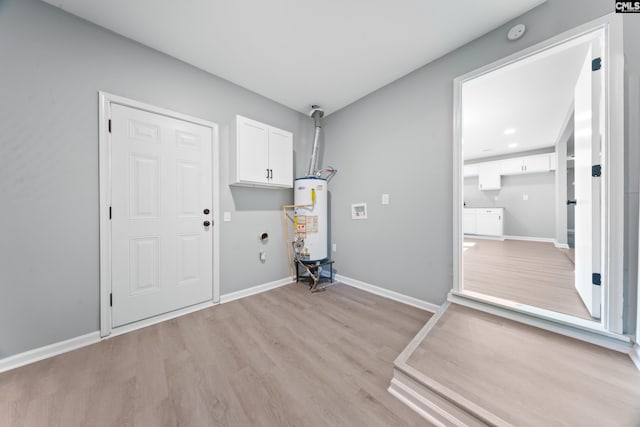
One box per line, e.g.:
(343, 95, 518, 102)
(463, 164, 479, 177)
(236, 117, 270, 184)
(230, 115, 293, 188)
(522, 154, 551, 173)
(266, 127, 294, 187)
(499, 153, 552, 175)
(478, 163, 501, 190)
(466, 153, 557, 190)
(500, 157, 524, 175)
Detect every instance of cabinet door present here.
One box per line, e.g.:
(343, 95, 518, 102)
(478, 163, 501, 190)
(237, 117, 269, 184)
(500, 158, 524, 175)
(268, 127, 293, 187)
(476, 210, 503, 236)
(463, 164, 479, 177)
(463, 209, 477, 234)
(522, 154, 550, 173)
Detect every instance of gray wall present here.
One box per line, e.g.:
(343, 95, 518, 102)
(323, 0, 640, 333)
(0, 0, 314, 358)
(464, 173, 556, 239)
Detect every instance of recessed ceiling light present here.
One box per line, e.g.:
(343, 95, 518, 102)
(504, 128, 517, 135)
(508, 143, 518, 148)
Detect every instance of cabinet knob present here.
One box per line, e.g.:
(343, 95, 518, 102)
(203, 209, 210, 215)
(203, 221, 211, 227)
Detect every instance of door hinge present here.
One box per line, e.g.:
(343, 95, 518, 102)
(110, 293, 113, 306)
(109, 206, 112, 219)
(592, 57, 602, 72)
(592, 164, 601, 177)
(108, 119, 112, 133)
(592, 273, 601, 286)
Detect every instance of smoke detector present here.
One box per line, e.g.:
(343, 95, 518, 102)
(507, 24, 526, 41)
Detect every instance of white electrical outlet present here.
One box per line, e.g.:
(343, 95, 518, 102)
(381, 194, 390, 205)
(223, 211, 231, 222)
(332, 243, 337, 252)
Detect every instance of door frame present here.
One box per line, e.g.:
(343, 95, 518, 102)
(451, 13, 625, 340)
(98, 92, 220, 337)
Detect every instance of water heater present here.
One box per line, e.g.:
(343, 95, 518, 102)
(294, 177, 328, 262)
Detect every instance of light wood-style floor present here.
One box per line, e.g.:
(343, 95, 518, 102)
(406, 304, 640, 427)
(0, 283, 432, 427)
(464, 238, 593, 320)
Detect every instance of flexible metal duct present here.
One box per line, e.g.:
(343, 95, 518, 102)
(307, 105, 325, 176)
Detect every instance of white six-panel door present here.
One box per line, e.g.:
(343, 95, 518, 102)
(110, 104, 213, 327)
(573, 44, 602, 319)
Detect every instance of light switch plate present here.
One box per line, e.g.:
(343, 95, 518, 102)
(381, 194, 389, 205)
(523, 194, 528, 201)
(223, 211, 231, 222)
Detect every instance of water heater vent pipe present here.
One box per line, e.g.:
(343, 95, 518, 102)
(307, 105, 325, 177)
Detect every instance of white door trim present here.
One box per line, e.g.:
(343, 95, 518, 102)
(98, 92, 220, 337)
(452, 13, 625, 336)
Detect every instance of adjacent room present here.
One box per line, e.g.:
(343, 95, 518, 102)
(1, 0, 640, 425)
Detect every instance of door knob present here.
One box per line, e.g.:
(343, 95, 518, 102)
(203, 209, 210, 215)
(203, 221, 211, 227)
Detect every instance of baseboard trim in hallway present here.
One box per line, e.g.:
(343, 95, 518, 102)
(336, 274, 440, 313)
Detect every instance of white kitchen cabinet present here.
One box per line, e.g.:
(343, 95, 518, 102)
(549, 152, 557, 170)
(522, 154, 550, 173)
(501, 157, 526, 175)
(475, 208, 504, 236)
(463, 208, 477, 234)
(464, 208, 503, 237)
(500, 154, 551, 175)
(467, 153, 556, 190)
(230, 115, 293, 188)
(463, 164, 479, 177)
(478, 163, 501, 190)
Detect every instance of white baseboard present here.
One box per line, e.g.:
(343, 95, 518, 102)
(0, 331, 101, 374)
(219, 277, 292, 304)
(504, 235, 569, 249)
(464, 234, 504, 241)
(630, 344, 640, 371)
(336, 274, 440, 313)
(504, 235, 555, 243)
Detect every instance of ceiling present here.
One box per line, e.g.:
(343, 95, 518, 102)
(462, 39, 591, 161)
(42, 0, 545, 116)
